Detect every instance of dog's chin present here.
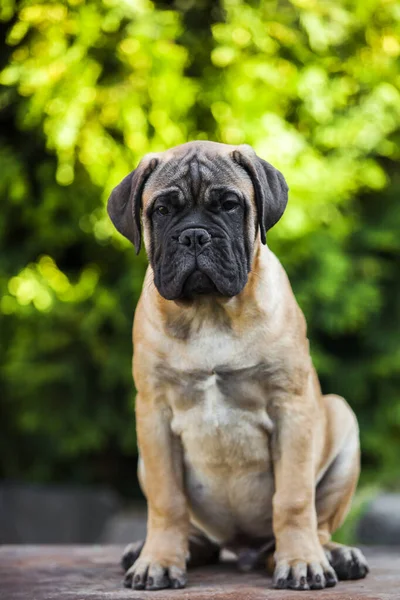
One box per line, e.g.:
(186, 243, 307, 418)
(156, 270, 225, 302)
(181, 270, 219, 300)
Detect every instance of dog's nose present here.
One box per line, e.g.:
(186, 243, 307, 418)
(178, 228, 211, 249)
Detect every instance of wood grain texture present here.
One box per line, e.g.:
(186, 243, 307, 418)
(0, 545, 399, 600)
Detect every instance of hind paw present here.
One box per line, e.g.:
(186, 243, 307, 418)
(325, 544, 369, 580)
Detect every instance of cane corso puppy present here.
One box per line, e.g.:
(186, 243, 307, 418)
(108, 141, 369, 591)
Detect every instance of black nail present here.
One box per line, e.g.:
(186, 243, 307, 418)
(325, 572, 337, 587)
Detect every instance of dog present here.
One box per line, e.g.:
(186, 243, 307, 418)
(107, 141, 369, 591)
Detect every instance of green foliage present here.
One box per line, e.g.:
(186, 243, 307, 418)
(1, 0, 399, 496)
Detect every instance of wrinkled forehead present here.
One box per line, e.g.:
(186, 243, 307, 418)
(142, 150, 254, 205)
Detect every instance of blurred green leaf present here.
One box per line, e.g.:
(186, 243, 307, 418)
(1, 0, 399, 502)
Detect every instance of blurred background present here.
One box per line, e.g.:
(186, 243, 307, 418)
(1, 0, 399, 546)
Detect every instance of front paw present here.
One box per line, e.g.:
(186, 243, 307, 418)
(124, 550, 187, 591)
(273, 557, 337, 590)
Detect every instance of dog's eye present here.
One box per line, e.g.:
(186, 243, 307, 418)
(157, 206, 170, 216)
(222, 197, 239, 212)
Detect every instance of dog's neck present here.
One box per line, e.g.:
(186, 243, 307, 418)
(145, 243, 280, 338)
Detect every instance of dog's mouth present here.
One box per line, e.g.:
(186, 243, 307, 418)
(181, 270, 219, 299)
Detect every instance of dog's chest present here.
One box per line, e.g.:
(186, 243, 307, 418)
(159, 329, 275, 469)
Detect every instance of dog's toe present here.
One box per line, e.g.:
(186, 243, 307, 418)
(145, 563, 170, 590)
(290, 562, 310, 590)
(121, 540, 144, 573)
(273, 560, 291, 589)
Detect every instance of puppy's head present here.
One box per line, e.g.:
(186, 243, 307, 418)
(108, 141, 288, 301)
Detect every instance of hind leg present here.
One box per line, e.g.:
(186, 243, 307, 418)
(122, 524, 220, 575)
(316, 394, 369, 580)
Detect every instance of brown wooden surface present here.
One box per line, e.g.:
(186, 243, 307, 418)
(0, 545, 399, 599)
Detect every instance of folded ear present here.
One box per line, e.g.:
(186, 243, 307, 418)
(232, 147, 288, 244)
(107, 157, 159, 254)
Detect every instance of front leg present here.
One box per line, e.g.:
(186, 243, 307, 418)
(271, 396, 338, 591)
(124, 394, 189, 591)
